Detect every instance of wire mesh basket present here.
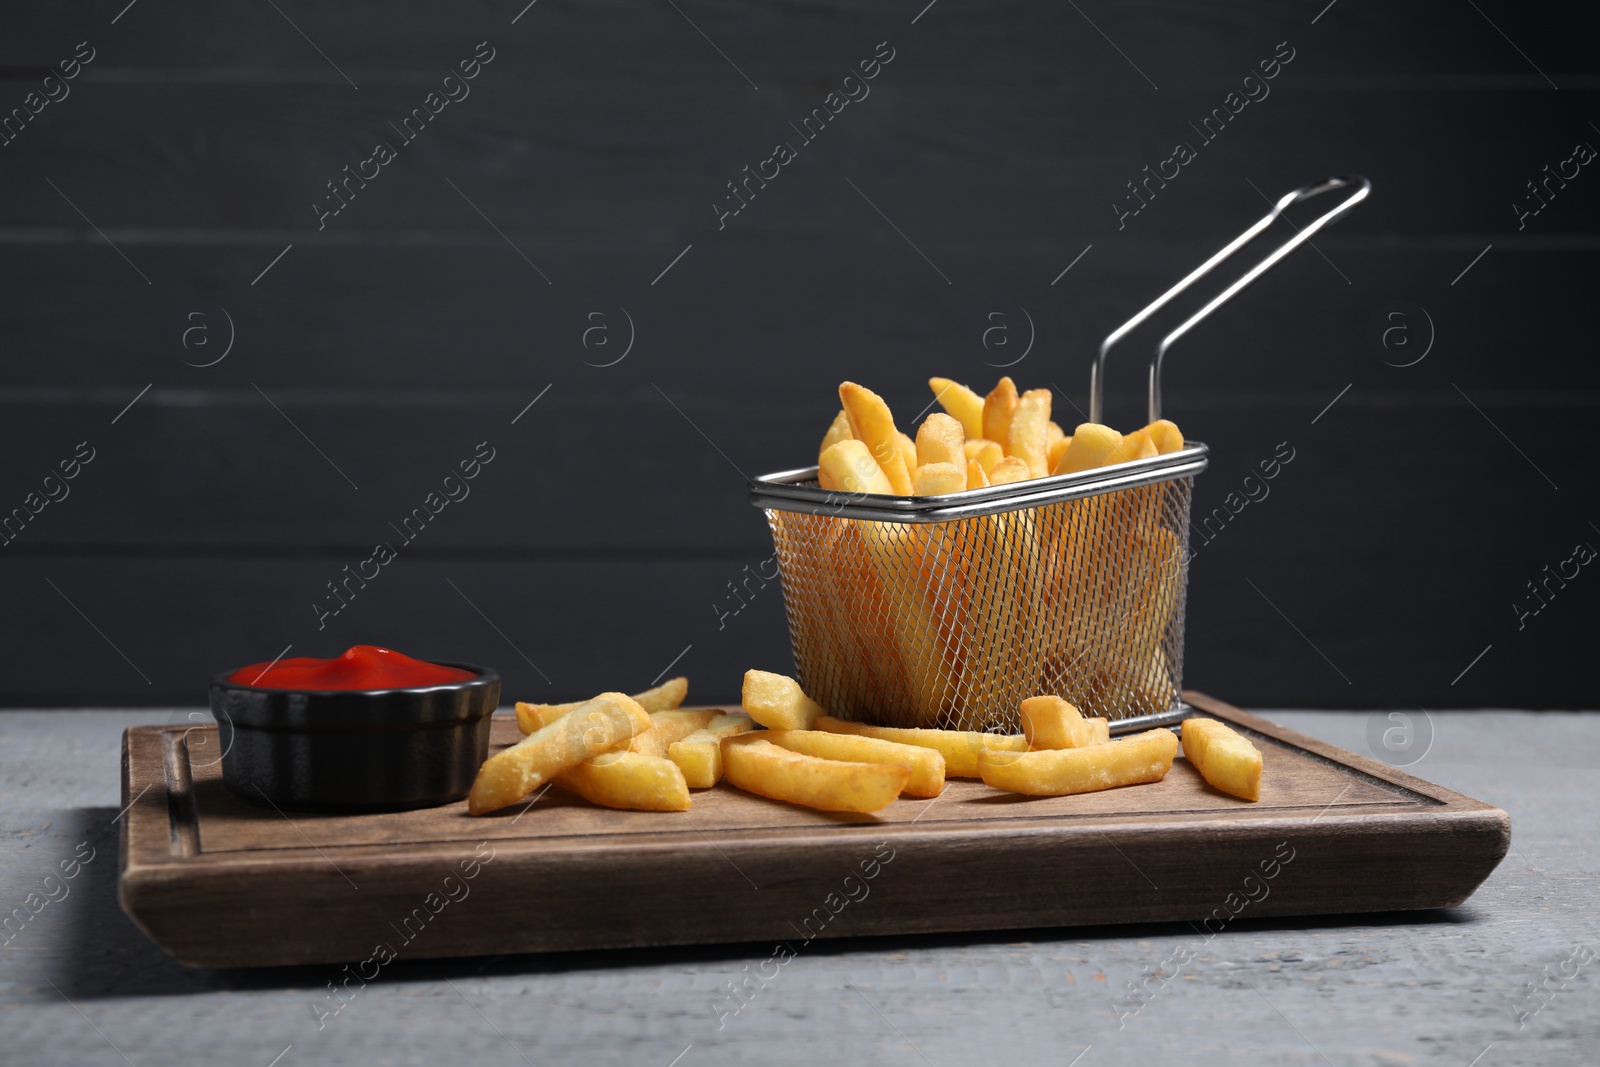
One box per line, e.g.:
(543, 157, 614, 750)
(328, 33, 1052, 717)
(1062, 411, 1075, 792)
(751, 176, 1370, 734)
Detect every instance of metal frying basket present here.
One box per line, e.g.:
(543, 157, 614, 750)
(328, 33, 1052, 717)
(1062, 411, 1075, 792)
(750, 176, 1370, 734)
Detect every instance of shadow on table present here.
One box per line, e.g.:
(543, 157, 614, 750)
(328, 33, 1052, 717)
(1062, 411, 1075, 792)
(43, 804, 1486, 1000)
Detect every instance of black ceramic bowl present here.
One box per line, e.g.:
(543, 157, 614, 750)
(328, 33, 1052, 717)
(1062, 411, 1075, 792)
(210, 662, 500, 813)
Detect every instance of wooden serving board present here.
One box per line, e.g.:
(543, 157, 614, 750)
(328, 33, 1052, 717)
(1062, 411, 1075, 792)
(119, 693, 1509, 968)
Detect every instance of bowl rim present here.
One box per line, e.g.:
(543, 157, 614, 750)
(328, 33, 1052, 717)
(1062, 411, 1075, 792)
(210, 659, 500, 698)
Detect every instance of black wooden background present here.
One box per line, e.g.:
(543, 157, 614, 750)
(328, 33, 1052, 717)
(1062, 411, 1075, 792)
(1, 1, 1595, 709)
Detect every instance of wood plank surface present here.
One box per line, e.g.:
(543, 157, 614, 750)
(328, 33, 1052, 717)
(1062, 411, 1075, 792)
(118, 692, 1509, 968)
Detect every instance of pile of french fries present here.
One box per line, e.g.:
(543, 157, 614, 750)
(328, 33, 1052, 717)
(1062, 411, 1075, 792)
(787, 376, 1190, 727)
(466, 671, 1264, 817)
(817, 377, 1184, 496)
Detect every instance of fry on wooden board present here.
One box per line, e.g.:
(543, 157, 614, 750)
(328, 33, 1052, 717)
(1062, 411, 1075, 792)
(469, 693, 649, 815)
(816, 715, 1027, 778)
(516, 677, 687, 735)
(1181, 717, 1262, 801)
(763, 728, 945, 797)
(742, 669, 827, 730)
(978, 728, 1178, 796)
(668, 713, 756, 788)
(721, 735, 910, 813)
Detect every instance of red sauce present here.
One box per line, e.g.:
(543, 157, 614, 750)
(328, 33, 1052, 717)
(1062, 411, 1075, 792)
(227, 645, 476, 690)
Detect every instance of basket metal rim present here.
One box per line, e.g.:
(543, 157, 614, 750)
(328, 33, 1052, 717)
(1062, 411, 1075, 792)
(750, 441, 1208, 522)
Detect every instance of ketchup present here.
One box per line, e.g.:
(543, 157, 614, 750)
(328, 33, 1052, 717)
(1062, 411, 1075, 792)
(227, 645, 476, 690)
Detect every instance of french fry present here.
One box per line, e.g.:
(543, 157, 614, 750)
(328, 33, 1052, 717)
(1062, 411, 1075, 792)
(516, 700, 584, 734)
(913, 461, 966, 496)
(1181, 718, 1262, 801)
(818, 413, 851, 489)
(1144, 419, 1184, 455)
(982, 376, 1019, 450)
(865, 520, 961, 718)
(839, 381, 914, 495)
(1047, 434, 1073, 473)
(621, 709, 719, 758)
(824, 523, 916, 708)
(977, 504, 1049, 702)
(722, 735, 910, 813)
(966, 458, 990, 489)
(928, 377, 985, 439)
(1112, 428, 1158, 464)
(989, 456, 1030, 485)
(819, 409, 853, 461)
(964, 439, 1004, 474)
(515, 677, 688, 735)
(668, 713, 755, 788)
(1019, 695, 1110, 749)
(978, 728, 1178, 796)
(545, 708, 715, 812)
(1007, 389, 1053, 478)
(1053, 423, 1123, 475)
(1046, 421, 1066, 448)
(557, 752, 691, 811)
(897, 432, 918, 483)
(763, 729, 945, 797)
(742, 669, 827, 730)
(819, 440, 893, 495)
(629, 677, 689, 712)
(469, 693, 649, 814)
(916, 412, 966, 468)
(816, 716, 1027, 778)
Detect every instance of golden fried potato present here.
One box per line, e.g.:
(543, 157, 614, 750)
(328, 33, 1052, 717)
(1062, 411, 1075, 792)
(722, 735, 909, 813)
(619, 709, 719, 759)
(819, 409, 852, 462)
(815, 716, 1027, 778)
(742, 669, 827, 730)
(516, 700, 582, 734)
(1047, 434, 1073, 473)
(966, 458, 990, 489)
(913, 461, 966, 496)
(638, 677, 689, 711)
(1053, 423, 1123, 474)
(897, 432, 918, 482)
(1144, 419, 1184, 455)
(1112, 428, 1158, 464)
(1046, 420, 1066, 448)
(916, 412, 966, 468)
(668, 713, 756, 787)
(964, 439, 1004, 474)
(819, 440, 893, 495)
(515, 677, 688, 734)
(1007, 389, 1053, 478)
(1019, 695, 1109, 750)
(982, 376, 1019, 450)
(978, 728, 1178, 796)
(469, 693, 649, 814)
(818, 412, 852, 489)
(1181, 718, 1262, 801)
(839, 381, 913, 495)
(928, 377, 985, 439)
(988, 456, 1030, 485)
(557, 752, 691, 811)
(763, 729, 945, 797)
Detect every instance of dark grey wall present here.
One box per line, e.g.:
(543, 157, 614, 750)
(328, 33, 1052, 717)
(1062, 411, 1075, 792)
(1, 1, 1595, 709)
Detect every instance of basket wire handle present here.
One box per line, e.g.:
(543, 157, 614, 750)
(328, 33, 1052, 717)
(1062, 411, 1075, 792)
(1087, 175, 1372, 425)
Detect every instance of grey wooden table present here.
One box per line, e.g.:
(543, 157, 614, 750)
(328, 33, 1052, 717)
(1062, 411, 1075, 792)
(1, 709, 1594, 1067)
